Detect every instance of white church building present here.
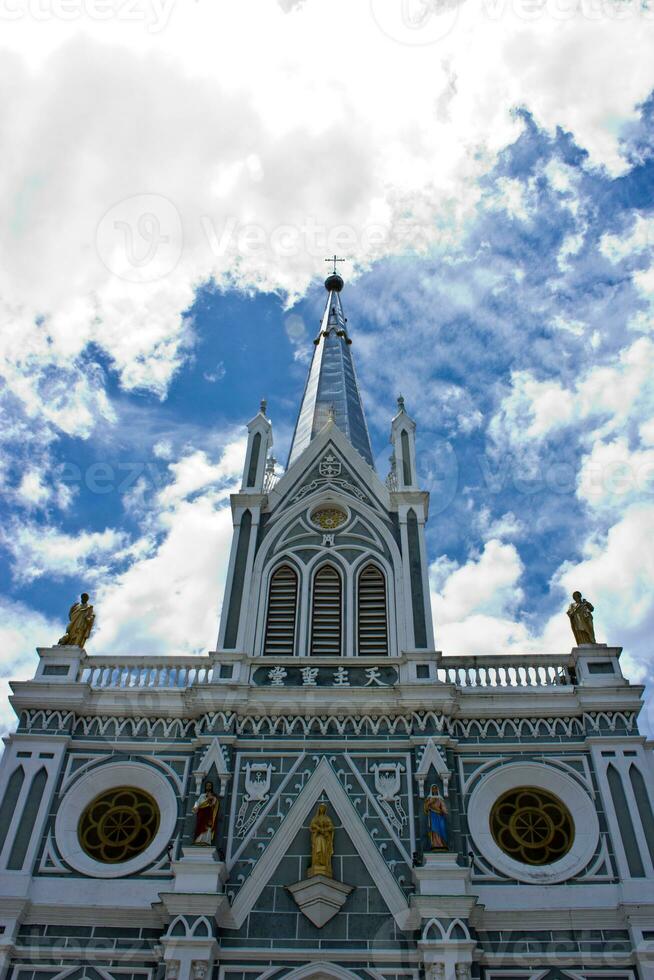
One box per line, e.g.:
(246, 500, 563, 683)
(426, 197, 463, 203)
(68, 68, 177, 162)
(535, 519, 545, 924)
(0, 271, 653, 980)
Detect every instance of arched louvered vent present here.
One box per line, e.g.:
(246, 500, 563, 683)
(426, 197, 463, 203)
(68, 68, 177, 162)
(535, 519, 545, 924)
(358, 563, 388, 656)
(310, 565, 342, 656)
(263, 564, 298, 656)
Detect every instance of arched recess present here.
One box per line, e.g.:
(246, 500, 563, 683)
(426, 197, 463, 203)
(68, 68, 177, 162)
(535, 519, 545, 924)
(310, 563, 342, 656)
(0, 766, 25, 857)
(629, 764, 654, 867)
(246, 432, 261, 487)
(607, 764, 645, 877)
(263, 563, 299, 656)
(357, 562, 388, 656)
(7, 767, 48, 870)
(284, 963, 360, 979)
(223, 509, 252, 648)
(406, 508, 427, 648)
(401, 429, 412, 486)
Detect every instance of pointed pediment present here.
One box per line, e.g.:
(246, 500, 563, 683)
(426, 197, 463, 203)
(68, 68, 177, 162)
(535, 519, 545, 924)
(415, 739, 451, 796)
(194, 739, 231, 796)
(224, 758, 410, 929)
(268, 425, 391, 517)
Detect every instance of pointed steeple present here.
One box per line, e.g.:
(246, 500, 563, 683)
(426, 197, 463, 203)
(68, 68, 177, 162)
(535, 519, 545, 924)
(287, 272, 374, 468)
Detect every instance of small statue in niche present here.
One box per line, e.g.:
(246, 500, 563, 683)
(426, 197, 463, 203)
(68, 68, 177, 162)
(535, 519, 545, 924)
(192, 780, 219, 845)
(308, 803, 334, 878)
(58, 593, 95, 648)
(424, 783, 449, 851)
(566, 591, 596, 645)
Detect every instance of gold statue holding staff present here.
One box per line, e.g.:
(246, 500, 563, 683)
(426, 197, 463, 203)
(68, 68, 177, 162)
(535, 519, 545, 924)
(566, 591, 596, 645)
(308, 803, 334, 878)
(58, 593, 95, 648)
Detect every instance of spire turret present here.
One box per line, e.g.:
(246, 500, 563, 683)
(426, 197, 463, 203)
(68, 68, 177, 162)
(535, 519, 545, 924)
(287, 273, 374, 468)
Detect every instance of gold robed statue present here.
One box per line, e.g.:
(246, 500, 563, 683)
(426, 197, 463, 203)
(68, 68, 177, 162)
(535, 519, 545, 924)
(192, 780, 219, 845)
(58, 593, 95, 648)
(566, 591, 596, 645)
(308, 803, 334, 878)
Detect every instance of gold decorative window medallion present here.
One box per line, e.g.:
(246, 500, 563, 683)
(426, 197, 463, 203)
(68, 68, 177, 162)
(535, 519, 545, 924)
(490, 786, 574, 866)
(78, 786, 160, 864)
(310, 506, 347, 530)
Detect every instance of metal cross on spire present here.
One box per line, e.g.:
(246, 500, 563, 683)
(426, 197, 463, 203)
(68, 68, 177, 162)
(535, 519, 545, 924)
(325, 255, 346, 275)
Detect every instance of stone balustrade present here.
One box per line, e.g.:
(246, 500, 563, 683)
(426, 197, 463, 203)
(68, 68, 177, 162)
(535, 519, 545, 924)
(76, 652, 576, 691)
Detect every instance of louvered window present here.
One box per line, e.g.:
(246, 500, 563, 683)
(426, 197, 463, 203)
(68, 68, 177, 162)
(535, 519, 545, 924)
(310, 565, 342, 656)
(263, 564, 298, 655)
(358, 564, 388, 656)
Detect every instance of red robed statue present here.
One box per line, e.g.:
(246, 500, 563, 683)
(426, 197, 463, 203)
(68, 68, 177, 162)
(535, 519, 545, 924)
(192, 780, 219, 845)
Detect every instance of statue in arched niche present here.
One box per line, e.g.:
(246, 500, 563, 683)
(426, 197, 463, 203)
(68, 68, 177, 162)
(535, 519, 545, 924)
(192, 780, 219, 845)
(424, 783, 449, 851)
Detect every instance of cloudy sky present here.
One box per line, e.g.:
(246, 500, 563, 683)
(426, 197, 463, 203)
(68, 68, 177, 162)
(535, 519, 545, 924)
(1, 0, 654, 734)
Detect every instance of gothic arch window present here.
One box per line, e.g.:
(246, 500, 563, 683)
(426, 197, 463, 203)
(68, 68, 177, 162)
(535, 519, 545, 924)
(401, 429, 412, 486)
(246, 432, 261, 487)
(7, 767, 48, 870)
(629, 764, 654, 867)
(310, 564, 342, 656)
(0, 766, 25, 856)
(357, 563, 388, 656)
(607, 764, 645, 877)
(263, 563, 299, 656)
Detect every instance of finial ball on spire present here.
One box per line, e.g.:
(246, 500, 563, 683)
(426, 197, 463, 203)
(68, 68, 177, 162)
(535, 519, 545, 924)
(324, 273, 344, 293)
(324, 255, 345, 292)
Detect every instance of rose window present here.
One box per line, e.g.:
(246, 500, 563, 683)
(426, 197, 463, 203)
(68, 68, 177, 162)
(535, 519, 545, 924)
(490, 786, 574, 866)
(78, 787, 160, 864)
(311, 507, 347, 530)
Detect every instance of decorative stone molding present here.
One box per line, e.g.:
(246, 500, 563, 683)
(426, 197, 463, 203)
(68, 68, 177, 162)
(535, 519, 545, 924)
(415, 738, 451, 796)
(20, 706, 640, 741)
(287, 874, 354, 928)
(193, 739, 231, 796)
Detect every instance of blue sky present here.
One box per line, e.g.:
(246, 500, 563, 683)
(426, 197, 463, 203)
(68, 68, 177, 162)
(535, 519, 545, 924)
(1, 1, 654, 734)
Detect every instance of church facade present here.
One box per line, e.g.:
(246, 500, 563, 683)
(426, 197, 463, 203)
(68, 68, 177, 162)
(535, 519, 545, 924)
(1, 273, 653, 980)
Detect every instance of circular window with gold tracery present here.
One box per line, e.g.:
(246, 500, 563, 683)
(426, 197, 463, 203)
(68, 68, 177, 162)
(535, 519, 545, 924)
(490, 786, 574, 866)
(78, 787, 160, 864)
(310, 506, 347, 530)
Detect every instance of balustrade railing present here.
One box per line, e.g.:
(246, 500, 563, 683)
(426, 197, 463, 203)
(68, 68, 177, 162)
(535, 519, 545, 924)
(78, 658, 216, 689)
(77, 653, 575, 691)
(435, 658, 574, 688)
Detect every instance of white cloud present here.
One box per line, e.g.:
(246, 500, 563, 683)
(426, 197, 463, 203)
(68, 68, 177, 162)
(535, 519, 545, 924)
(577, 436, 654, 513)
(16, 469, 51, 508)
(0, 0, 652, 447)
(0, 598, 59, 737)
(431, 538, 524, 625)
(551, 502, 654, 691)
(600, 214, 654, 262)
(2, 524, 128, 584)
(490, 337, 654, 450)
(92, 437, 246, 655)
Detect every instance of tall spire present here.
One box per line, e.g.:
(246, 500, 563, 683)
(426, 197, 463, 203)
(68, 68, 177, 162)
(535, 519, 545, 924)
(287, 272, 374, 469)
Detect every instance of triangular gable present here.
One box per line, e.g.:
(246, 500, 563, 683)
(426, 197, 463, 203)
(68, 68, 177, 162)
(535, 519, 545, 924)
(194, 739, 231, 796)
(268, 422, 391, 516)
(415, 738, 450, 796)
(224, 758, 411, 929)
